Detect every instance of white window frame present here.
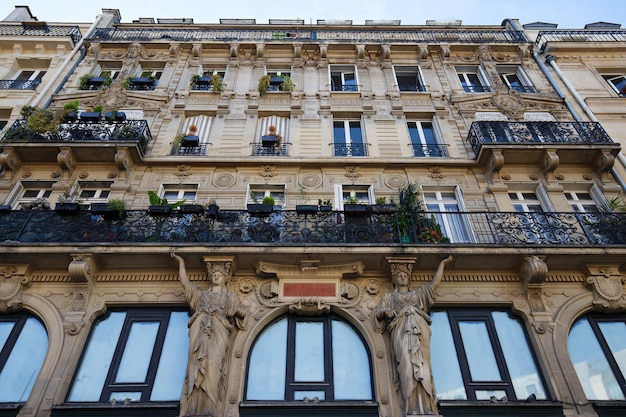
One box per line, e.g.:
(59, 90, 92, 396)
(7, 182, 53, 209)
(393, 65, 426, 92)
(602, 74, 626, 96)
(158, 184, 198, 204)
(423, 187, 475, 243)
(498, 66, 534, 93)
(247, 184, 286, 208)
(329, 65, 358, 92)
(78, 182, 113, 206)
(406, 119, 445, 157)
(333, 119, 366, 157)
(508, 186, 554, 213)
(333, 184, 374, 210)
(456, 65, 490, 93)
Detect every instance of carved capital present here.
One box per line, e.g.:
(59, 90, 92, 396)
(203, 256, 236, 281)
(386, 257, 416, 281)
(594, 151, 615, 173)
(585, 265, 626, 313)
(0, 265, 31, 313)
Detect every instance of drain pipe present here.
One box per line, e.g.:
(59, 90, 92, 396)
(533, 51, 581, 121)
(545, 54, 626, 193)
(30, 12, 105, 108)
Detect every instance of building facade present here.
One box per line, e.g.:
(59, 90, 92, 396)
(0, 6, 625, 417)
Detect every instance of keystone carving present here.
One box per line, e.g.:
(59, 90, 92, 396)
(0, 265, 31, 313)
(586, 265, 626, 313)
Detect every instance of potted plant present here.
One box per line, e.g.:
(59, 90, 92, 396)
(205, 198, 220, 218)
(296, 186, 317, 214)
(211, 73, 223, 92)
(280, 75, 294, 92)
(55, 181, 82, 214)
(91, 198, 127, 219)
(247, 195, 275, 216)
(344, 195, 369, 215)
(147, 191, 185, 215)
(371, 196, 397, 214)
(80, 105, 103, 122)
(104, 109, 126, 121)
(27, 198, 50, 211)
(63, 100, 79, 122)
(25, 107, 61, 135)
(261, 125, 282, 148)
(258, 74, 271, 94)
(318, 199, 333, 212)
(0, 204, 11, 212)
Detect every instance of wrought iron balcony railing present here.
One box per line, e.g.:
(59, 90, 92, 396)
(510, 85, 537, 93)
(88, 28, 527, 44)
(0, 209, 623, 246)
(462, 85, 492, 93)
(252, 142, 290, 156)
(0, 23, 81, 44)
(333, 143, 368, 157)
(1, 119, 153, 156)
(467, 121, 613, 154)
(172, 144, 208, 156)
(411, 144, 449, 158)
(398, 84, 428, 92)
(535, 30, 626, 53)
(0, 79, 41, 90)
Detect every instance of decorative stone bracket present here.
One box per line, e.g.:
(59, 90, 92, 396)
(586, 265, 626, 313)
(0, 265, 31, 313)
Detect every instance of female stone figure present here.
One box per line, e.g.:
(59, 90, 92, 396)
(171, 253, 248, 417)
(375, 256, 453, 415)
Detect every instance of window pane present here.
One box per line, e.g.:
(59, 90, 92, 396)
(246, 318, 288, 400)
(598, 321, 626, 382)
(568, 318, 624, 400)
(294, 321, 325, 382)
(349, 122, 363, 144)
(458, 321, 502, 381)
(151, 311, 189, 401)
(68, 312, 126, 401)
(333, 121, 346, 144)
(332, 320, 372, 400)
(0, 318, 48, 402)
(115, 321, 159, 383)
(492, 312, 547, 400)
(431, 312, 467, 400)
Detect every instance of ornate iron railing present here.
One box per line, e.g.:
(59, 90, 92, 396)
(1, 119, 152, 156)
(172, 144, 208, 156)
(467, 121, 613, 154)
(333, 143, 368, 157)
(252, 142, 290, 156)
(535, 30, 626, 52)
(0, 209, 623, 245)
(0, 79, 41, 90)
(510, 85, 537, 93)
(0, 23, 81, 44)
(398, 84, 428, 92)
(411, 144, 449, 158)
(462, 85, 492, 93)
(88, 28, 527, 44)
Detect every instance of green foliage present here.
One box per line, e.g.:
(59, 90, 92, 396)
(375, 196, 387, 205)
(211, 73, 223, 92)
(262, 195, 275, 205)
(79, 73, 92, 89)
(171, 133, 185, 152)
(189, 74, 201, 88)
(20, 105, 37, 119)
(148, 191, 186, 209)
(258, 74, 271, 94)
(598, 196, 626, 213)
(280, 75, 294, 92)
(346, 195, 359, 205)
(25, 107, 61, 134)
(63, 100, 79, 113)
(93, 105, 104, 113)
(107, 198, 127, 215)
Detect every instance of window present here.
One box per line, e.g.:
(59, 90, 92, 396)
(394, 65, 426, 92)
(407, 120, 447, 157)
(78, 182, 113, 208)
(431, 309, 547, 401)
(498, 66, 536, 93)
(266, 69, 291, 92)
(0, 314, 48, 403)
(14, 183, 53, 210)
(254, 115, 289, 156)
(565, 191, 599, 213)
(248, 185, 285, 208)
(424, 188, 473, 243)
(602, 74, 626, 97)
(509, 191, 545, 213)
(456, 66, 490, 93)
(67, 309, 189, 403)
(245, 315, 373, 402)
(161, 185, 198, 204)
(191, 68, 225, 91)
(174, 115, 214, 156)
(127, 66, 162, 91)
(334, 184, 373, 209)
(569, 314, 626, 401)
(10, 70, 45, 90)
(330, 65, 358, 92)
(333, 120, 366, 156)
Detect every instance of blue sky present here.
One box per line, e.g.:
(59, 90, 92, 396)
(1, 0, 624, 28)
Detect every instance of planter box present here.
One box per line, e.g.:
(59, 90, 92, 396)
(55, 202, 81, 214)
(261, 135, 278, 147)
(179, 204, 204, 214)
(371, 204, 397, 214)
(129, 77, 156, 89)
(64, 111, 78, 122)
(247, 203, 274, 216)
(181, 135, 200, 147)
(0, 204, 12, 212)
(148, 205, 172, 215)
(90, 203, 124, 219)
(344, 204, 370, 216)
(296, 204, 318, 214)
(319, 205, 333, 212)
(80, 111, 102, 122)
(104, 111, 126, 121)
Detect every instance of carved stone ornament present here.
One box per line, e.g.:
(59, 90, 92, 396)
(68, 254, 96, 283)
(586, 266, 626, 313)
(289, 297, 331, 315)
(0, 265, 31, 313)
(344, 166, 361, 181)
(491, 89, 526, 120)
(520, 255, 548, 286)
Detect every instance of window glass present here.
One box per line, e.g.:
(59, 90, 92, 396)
(246, 318, 287, 400)
(458, 321, 502, 381)
(68, 309, 189, 403)
(431, 312, 466, 400)
(332, 320, 372, 400)
(569, 317, 626, 400)
(294, 321, 324, 381)
(0, 316, 48, 403)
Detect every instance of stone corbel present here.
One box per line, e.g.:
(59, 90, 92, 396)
(319, 44, 328, 59)
(114, 147, 130, 176)
(57, 146, 76, 175)
(191, 43, 202, 58)
(381, 44, 391, 61)
(417, 45, 429, 60)
(0, 147, 21, 178)
(255, 43, 264, 60)
(356, 44, 365, 60)
(68, 253, 96, 283)
(520, 255, 548, 287)
(203, 256, 237, 281)
(230, 43, 239, 59)
(488, 149, 505, 181)
(293, 42, 302, 59)
(594, 151, 616, 182)
(585, 265, 626, 313)
(542, 148, 560, 179)
(0, 265, 31, 313)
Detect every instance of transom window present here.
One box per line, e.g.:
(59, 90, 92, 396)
(394, 65, 426, 92)
(245, 315, 373, 401)
(67, 309, 189, 403)
(333, 120, 366, 156)
(431, 309, 547, 401)
(330, 65, 358, 92)
(15, 182, 53, 209)
(0, 314, 48, 403)
(569, 314, 626, 400)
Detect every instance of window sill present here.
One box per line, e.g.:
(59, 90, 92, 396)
(51, 402, 179, 417)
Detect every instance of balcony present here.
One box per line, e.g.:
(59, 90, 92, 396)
(0, 23, 81, 44)
(0, 79, 41, 90)
(411, 144, 449, 158)
(333, 143, 368, 157)
(125, 77, 157, 91)
(536, 30, 626, 53)
(88, 28, 526, 44)
(0, 119, 152, 163)
(252, 142, 289, 156)
(0, 209, 623, 246)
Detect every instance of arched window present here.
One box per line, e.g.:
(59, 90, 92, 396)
(244, 314, 376, 415)
(569, 314, 626, 400)
(0, 313, 48, 403)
